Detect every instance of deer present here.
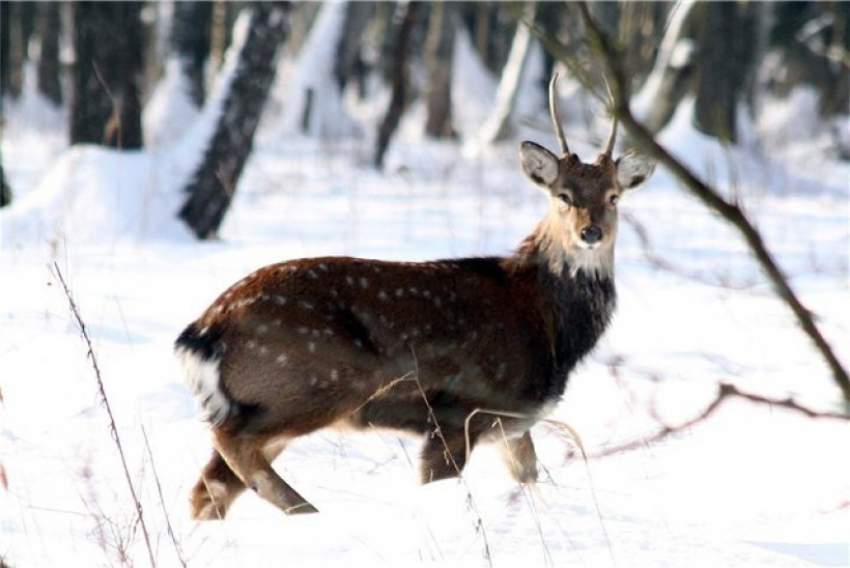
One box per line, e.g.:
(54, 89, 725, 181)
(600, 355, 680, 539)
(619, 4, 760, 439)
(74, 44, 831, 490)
(175, 74, 656, 520)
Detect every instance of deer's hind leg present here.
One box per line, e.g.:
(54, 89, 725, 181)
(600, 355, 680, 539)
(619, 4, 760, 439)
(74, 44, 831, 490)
(190, 450, 246, 520)
(211, 429, 318, 516)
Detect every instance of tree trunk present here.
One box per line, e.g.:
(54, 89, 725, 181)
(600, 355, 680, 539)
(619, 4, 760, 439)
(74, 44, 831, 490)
(178, 2, 290, 240)
(4, 2, 36, 100)
(171, 1, 213, 108)
(0, 2, 9, 101)
(474, 6, 534, 146)
(424, 2, 456, 139)
(693, 1, 757, 144)
(373, 1, 421, 169)
(0, 161, 11, 208)
(334, 1, 374, 97)
(37, 2, 63, 106)
(70, 1, 144, 149)
(633, 1, 698, 134)
(209, 1, 244, 74)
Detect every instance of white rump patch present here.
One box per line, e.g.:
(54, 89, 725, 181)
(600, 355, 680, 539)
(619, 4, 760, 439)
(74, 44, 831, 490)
(176, 347, 231, 426)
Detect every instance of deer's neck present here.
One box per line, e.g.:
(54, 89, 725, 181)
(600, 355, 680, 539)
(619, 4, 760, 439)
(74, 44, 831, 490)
(507, 220, 617, 398)
(514, 215, 616, 280)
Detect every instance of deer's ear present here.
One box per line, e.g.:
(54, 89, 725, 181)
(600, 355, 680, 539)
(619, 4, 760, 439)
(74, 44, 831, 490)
(616, 151, 656, 191)
(519, 142, 559, 188)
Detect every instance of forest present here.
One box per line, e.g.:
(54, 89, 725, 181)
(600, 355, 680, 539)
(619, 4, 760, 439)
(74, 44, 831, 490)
(1, 2, 848, 567)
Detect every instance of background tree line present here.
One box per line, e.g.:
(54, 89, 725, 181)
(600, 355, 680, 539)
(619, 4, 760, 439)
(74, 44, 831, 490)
(1, 1, 847, 223)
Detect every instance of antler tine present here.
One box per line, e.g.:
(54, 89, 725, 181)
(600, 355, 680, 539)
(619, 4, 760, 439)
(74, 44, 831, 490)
(549, 73, 570, 156)
(602, 114, 618, 157)
(602, 77, 618, 157)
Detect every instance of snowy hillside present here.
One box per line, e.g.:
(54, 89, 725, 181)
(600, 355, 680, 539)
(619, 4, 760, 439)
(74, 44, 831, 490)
(2, 56, 849, 568)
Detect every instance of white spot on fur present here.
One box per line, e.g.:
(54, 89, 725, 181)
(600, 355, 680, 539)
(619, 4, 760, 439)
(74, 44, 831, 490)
(232, 297, 258, 310)
(346, 276, 355, 286)
(378, 290, 388, 301)
(308, 342, 317, 353)
(257, 325, 268, 334)
(274, 296, 287, 306)
(276, 354, 288, 365)
(308, 269, 318, 279)
(360, 277, 369, 289)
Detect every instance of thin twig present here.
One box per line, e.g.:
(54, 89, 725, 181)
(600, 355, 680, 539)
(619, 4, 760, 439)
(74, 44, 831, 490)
(575, 1, 850, 401)
(592, 382, 849, 458)
(141, 424, 186, 568)
(542, 419, 616, 566)
(53, 262, 156, 568)
(406, 349, 493, 567)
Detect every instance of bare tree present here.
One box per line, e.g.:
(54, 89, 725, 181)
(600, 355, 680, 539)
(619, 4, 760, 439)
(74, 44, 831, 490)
(171, 1, 213, 108)
(632, 1, 698, 134)
(0, 2, 9, 102)
(334, 1, 375, 98)
(70, 1, 144, 149)
(424, 2, 457, 139)
(693, 2, 759, 143)
(373, 1, 422, 169)
(1, 2, 36, 100)
(37, 2, 63, 106)
(178, 2, 290, 240)
(0, 162, 11, 208)
(474, 5, 535, 146)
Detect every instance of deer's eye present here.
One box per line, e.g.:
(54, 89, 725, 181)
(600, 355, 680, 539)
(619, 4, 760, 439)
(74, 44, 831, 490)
(609, 194, 620, 206)
(558, 193, 573, 206)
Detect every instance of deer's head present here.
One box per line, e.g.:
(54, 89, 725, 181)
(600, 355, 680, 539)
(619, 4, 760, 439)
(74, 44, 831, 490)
(519, 74, 655, 276)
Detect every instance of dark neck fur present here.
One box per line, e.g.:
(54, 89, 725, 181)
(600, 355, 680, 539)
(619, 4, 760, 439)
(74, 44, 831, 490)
(507, 227, 617, 400)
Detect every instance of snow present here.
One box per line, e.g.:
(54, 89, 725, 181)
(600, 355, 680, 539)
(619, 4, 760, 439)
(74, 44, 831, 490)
(2, 54, 849, 568)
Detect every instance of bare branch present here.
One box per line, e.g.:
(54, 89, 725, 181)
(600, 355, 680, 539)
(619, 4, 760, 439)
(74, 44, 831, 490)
(592, 382, 849, 458)
(52, 262, 156, 568)
(576, 2, 850, 401)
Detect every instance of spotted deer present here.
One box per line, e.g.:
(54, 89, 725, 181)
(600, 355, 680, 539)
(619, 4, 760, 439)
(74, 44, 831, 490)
(176, 75, 655, 519)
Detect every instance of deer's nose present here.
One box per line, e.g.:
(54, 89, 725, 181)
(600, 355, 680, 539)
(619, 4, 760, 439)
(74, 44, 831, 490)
(581, 225, 603, 244)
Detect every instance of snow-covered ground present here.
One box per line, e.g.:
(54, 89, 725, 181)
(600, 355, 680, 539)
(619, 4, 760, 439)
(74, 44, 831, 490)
(2, 55, 849, 567)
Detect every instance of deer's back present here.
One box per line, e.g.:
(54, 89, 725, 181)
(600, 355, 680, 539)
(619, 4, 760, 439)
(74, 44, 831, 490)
(188, 256, 558, 434)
